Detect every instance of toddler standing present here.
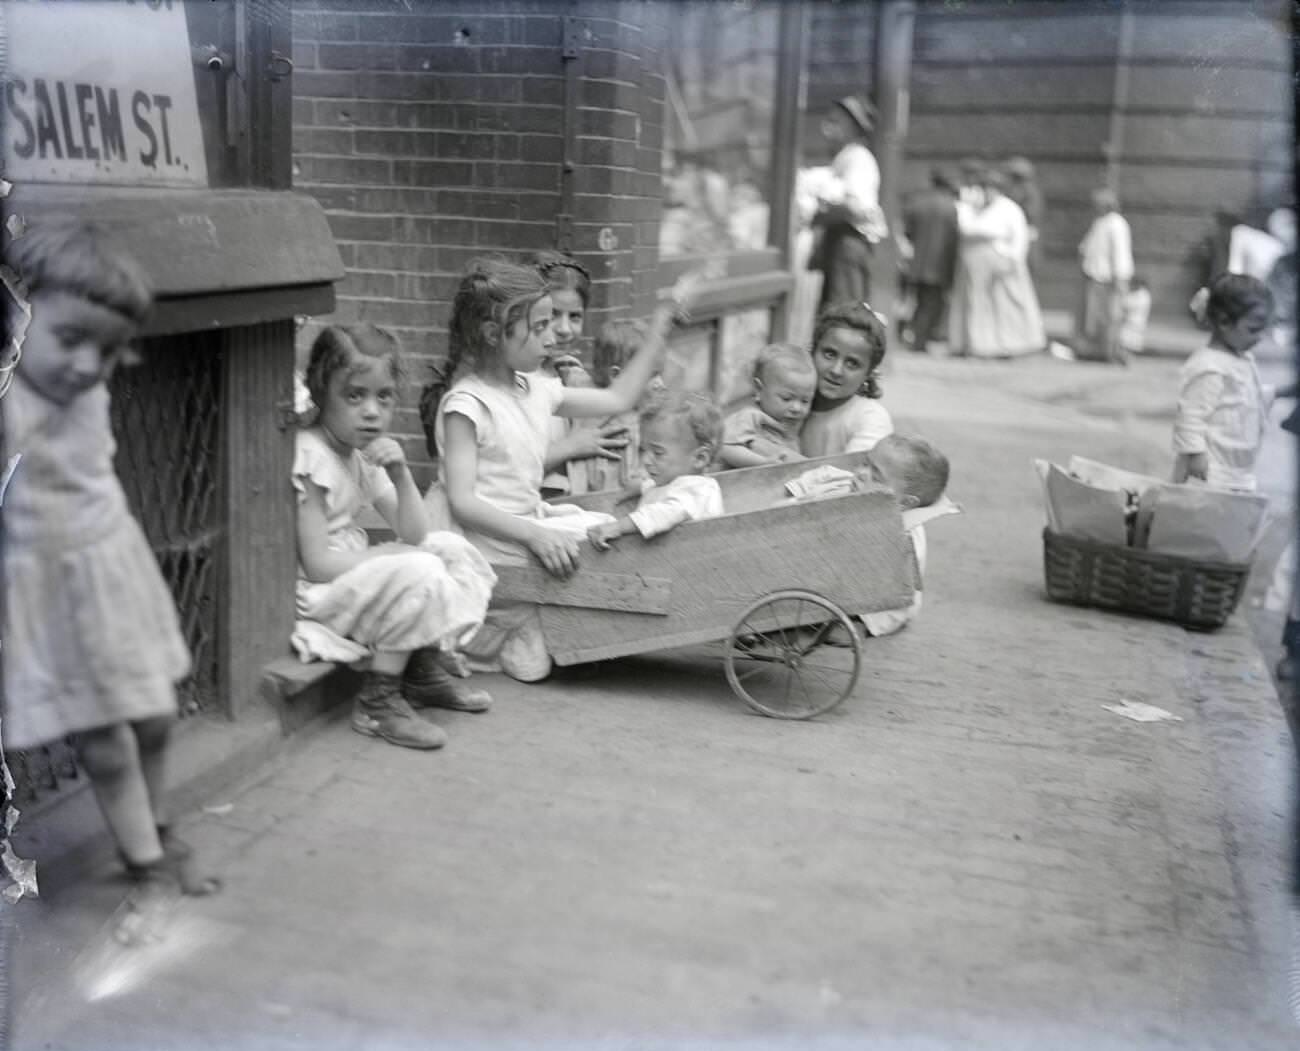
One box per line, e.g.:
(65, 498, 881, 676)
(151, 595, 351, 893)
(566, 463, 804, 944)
(720, 344, 815, 468)
(1172, 273, 1295, 491)
(1076, 188, 1134, 364)
(294, 324, 497, 751)
(800, 301, 895, 458)
(587, 391, 724, 549)
(2, 221, 218, 909)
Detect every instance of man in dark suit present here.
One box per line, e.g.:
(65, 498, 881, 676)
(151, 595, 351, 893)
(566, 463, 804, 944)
(901, 167, 960, 353)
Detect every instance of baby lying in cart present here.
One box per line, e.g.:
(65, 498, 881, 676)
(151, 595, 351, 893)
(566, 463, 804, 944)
(784, 434, 955, 637)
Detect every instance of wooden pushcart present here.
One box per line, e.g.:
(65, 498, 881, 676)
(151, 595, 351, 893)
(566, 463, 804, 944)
(493, 453, 918, 719)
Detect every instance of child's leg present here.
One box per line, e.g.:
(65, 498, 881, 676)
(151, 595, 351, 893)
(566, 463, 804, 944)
(353, 650, 449, 750)
(72, 723, 164, 867)
(132, 714, 221, 895)
(131, 714, 176, 828)
(403, 647, 492, 712)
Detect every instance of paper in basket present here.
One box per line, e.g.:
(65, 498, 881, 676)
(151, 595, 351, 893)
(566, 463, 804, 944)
(1035, 460, 1129, 545)
(1140, 483, 1270, 563)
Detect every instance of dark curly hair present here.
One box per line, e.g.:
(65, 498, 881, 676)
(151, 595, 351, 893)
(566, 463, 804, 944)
(303, 324, 406, 422)
(1206, 272, 1274, 332)
(812, 300, 888, 399)
(529, 249, 592, 308)
(419, 257, 549, 457)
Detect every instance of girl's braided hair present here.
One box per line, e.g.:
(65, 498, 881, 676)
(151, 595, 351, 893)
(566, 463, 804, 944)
(419, 257, 548, 457)
(812, 300, 888, 399)
(303, 324, 406, 424)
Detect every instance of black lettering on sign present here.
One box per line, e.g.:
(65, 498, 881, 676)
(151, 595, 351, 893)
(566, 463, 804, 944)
(5, 79, 35, 159)
(132, 90, 157, 168)
(32, 79, 61, 159)
(54, 81, 83, 160)
(96, 87, 125, 162)
(153, 94, 174, 165)
(74, 83, 99, 161)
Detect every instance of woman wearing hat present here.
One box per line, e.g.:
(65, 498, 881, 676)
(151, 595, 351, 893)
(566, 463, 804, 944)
(808, 96, 889, 308)
(1004, 157, 1044, 274)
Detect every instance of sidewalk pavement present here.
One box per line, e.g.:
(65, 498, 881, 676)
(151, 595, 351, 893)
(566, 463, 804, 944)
(1040, 308, 1208, 359)
(7, 356, 1298, 1050)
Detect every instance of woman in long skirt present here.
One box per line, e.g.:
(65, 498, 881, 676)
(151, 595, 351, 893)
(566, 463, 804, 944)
(948, 170, 1046, 359)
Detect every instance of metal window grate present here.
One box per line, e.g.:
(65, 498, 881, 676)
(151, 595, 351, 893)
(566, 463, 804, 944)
(110, 335, 225, 716)
(3, 336, 225, 808)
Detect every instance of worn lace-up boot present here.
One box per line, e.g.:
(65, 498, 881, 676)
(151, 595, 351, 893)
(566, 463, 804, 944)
(352, 671, 448, 750)
(402, 648, 493, 712)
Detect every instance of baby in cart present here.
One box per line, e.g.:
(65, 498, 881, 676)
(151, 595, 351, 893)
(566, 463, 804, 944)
(784, 434, 955, 637)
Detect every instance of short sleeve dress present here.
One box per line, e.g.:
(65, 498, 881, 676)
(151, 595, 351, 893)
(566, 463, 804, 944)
(2, 378, 189, 750)
(433, 372, 613, 565)
(800, 397, 894, 458)
(292, 428, 495, 655)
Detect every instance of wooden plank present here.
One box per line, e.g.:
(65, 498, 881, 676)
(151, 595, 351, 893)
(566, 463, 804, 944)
(6, 185, 345, 298)
(1124, 66, 1292, 117)
(261, 657, 337, 702)
(1127, 11, 1288, 66)
(219, 319, 298, 718)
(1120, 114, 1283, 163)
(913, 65, 1114, 110)
(908, 113, 1113, 159)
(914, 13, 1119, 64)
(493, 564, 673, 616)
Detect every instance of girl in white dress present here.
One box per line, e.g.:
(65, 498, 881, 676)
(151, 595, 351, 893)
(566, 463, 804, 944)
(294, 324, 496, 751)
(427, 259, 700, 681)
(800, 302, 895, 458)
(3, 222, 218, 905)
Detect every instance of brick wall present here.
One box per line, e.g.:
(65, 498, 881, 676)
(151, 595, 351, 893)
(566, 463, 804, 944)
(291, 0, 668, 485)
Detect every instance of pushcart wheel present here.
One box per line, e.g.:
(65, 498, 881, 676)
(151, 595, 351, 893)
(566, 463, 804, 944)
(724, 589, 862, 720)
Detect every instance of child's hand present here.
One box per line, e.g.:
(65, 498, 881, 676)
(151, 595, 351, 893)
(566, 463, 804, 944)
(553, 354, 593, 388)
(587, 521, 623, 551)
(527, 526, 582, 578)
(573, 421, 630, 461)
(665, 264, 720, 323)
(362, 437, 407, 472)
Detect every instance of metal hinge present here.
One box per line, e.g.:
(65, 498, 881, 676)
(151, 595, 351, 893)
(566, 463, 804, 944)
(562, 16, 581, 60)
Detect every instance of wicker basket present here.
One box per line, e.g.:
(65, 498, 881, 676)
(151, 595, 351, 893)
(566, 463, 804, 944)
(1042, 528, 1250, 631)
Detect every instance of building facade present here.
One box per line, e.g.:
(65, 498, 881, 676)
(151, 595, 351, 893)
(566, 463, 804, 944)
(808, 0, 1294, 320)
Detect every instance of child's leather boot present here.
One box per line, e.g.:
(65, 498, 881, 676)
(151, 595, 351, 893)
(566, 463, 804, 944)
(402, 647, 492, 712)
(353, 672, 447, 750)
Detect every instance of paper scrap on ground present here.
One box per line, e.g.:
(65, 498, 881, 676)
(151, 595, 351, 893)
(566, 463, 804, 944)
(202, 803, 234, 816)
(1102, 699, 1183, 723)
